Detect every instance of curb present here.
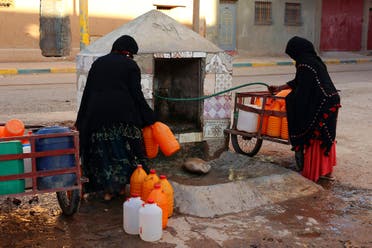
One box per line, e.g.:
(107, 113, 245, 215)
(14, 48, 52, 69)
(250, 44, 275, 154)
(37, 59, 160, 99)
(0, 67, 76, 75)
(0, 58, 371, 75)
(232, 58, 372, 68)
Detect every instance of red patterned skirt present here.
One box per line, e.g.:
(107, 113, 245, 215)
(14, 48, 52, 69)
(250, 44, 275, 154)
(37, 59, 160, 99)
(302, 139, 336, 182)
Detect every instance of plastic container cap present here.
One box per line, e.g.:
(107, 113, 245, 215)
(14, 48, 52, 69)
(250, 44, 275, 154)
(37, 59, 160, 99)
(150, 169, 156, 174)
(147, 199, 155, 204)
(4, 119, 25, 136)
(159, 175, 166, 179)
(131, 193, 140, 198)
(154, 183, 161, 189)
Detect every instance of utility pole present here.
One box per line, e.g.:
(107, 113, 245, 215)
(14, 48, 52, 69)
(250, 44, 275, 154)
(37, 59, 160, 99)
(79, 0, 89, 50)
(192, 0, 200, 33)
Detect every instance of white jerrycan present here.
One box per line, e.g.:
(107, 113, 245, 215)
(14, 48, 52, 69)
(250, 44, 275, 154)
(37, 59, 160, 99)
(139, 199, 162, 242)
(123, 195, 144, 235)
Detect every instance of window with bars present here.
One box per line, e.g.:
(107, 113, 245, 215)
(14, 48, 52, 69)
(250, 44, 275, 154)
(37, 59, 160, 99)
(0, 0, 13, 8)
(285, 2, 302, 26)
(255, 1, 272, 25)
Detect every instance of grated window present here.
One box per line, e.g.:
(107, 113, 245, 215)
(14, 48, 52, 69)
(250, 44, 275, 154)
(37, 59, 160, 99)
(254, 1, 272, 25)
(285, 2, 302, 26)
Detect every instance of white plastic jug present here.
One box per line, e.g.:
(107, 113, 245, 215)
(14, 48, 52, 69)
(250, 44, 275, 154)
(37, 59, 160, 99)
(237, 104, 259, 133)
(123, 195, 144, 235)
(139, 199, 162, 242)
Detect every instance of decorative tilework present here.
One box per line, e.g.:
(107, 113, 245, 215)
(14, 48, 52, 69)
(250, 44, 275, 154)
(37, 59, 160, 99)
(77, 73, 87, 109)
(218, 52, 233, 72)
(203, 74, 216, 95)
(141, 74, 153, 99)
(206, 54, 229, 74)
(206, 53, 216, 66)
(136, 54, 153, 74)
(145, 99, 154, 109)
(215, 73, 233, 95)
(171, 51, 193, 58)
(203, 96, 232, 119)
(203, 119, 230, 138)
(193, 52, 207, 58)
(176, 132, 203, 143)
(154, 53, 171, 58)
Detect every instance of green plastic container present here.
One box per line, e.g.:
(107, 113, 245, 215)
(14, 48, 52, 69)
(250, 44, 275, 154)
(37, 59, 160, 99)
(0, 141, 25, 195)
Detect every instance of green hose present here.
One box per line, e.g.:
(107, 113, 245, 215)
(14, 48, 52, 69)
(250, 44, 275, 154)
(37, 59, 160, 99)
(153, 82, 270, 101)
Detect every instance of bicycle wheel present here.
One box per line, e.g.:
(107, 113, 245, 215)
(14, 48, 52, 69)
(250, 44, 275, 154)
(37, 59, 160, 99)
(56, 189, 81, 216)
(230, 134, 263, 157)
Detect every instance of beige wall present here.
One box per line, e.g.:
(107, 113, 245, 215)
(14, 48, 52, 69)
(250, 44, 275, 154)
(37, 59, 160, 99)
(235, 0, 322, 56)
(0, 0, 219, 62)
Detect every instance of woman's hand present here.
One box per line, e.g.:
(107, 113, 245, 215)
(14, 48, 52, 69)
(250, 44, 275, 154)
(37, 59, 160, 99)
(268, 85, 280, 95)
(268, 84, 290, 95)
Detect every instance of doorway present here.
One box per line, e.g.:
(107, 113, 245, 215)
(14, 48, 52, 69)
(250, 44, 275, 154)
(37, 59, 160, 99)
(218, 2, 236, 51)
(153, 58, 203, 133)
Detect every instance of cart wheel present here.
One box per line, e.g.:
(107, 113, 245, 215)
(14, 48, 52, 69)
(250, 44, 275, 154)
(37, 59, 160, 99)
(56, 189, 81, 216)
(231, 134, 263, 157)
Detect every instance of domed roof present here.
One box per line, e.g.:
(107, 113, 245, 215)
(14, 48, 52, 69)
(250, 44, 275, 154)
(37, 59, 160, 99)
(79, 9, 222, 55)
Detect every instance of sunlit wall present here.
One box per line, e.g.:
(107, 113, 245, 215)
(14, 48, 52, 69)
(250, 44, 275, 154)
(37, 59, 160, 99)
(0, 0, 220, 61)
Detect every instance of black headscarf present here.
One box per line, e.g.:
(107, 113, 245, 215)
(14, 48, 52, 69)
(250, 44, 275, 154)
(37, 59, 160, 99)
(111, 35, 138, 58)
(285, 36, 341, 155)
(76, 35, 156, 152)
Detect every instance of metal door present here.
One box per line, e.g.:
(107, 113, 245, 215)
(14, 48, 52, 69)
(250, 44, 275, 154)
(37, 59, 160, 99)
(218, 3, 236, 51)
(368, 9, 372, 50)
(320, 0, 363, 51)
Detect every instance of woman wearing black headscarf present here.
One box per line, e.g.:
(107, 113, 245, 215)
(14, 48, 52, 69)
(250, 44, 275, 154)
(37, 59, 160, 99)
(75, 35, 156, 200)
(268, 36, 341, 182)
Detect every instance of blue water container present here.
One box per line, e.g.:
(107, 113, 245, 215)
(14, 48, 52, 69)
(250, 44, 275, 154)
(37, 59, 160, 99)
(35, 126, 76, 190)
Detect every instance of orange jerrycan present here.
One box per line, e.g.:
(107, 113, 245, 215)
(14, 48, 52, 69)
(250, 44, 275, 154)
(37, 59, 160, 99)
(280, 104, 289, 140)
(0, 126, 4, 137)
(267, 100, 282, 137)
(275, 89, 291, 107)
(152, 122, 180, 157)
(159, 175, 174, 217)
(142, 126, 159, 159)
(4, 119, 25, 137)
(147, 183, 169, 229)
(130, 164, 148, 197)
(257, 100, 271, 135)
(141, 169, 160, 201)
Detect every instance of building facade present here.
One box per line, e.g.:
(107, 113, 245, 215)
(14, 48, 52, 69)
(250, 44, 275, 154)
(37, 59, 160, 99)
(0, 0, 371, 62)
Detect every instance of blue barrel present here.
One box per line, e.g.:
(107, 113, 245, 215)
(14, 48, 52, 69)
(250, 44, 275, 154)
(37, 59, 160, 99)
(35, 126, 76, 190)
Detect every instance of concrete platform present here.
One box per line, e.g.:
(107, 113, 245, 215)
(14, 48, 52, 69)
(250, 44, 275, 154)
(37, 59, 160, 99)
(167, 151, 322, 217)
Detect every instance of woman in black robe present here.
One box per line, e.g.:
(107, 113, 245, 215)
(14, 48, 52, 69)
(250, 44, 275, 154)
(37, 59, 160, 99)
(75, 35, 156, 200)
(269, 36, 341, 182)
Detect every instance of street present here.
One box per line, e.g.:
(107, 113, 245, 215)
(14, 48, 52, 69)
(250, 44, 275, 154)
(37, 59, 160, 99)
(0, 62, 371, 247)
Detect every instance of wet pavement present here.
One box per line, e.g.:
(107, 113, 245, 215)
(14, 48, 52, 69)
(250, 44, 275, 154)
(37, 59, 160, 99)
(1, 60, 372, 247)
(0, 151, 371, 248)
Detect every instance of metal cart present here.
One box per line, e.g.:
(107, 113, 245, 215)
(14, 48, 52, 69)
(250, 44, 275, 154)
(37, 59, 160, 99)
(225, 91, 290, 156)
(0, 130, 86, 216)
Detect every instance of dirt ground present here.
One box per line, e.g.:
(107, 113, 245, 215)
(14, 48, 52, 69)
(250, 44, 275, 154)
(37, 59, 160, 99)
(0, 64, 371, 247)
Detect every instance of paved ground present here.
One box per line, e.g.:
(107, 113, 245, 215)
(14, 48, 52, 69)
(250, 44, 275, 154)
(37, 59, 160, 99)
(0, 55, 371, 247)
